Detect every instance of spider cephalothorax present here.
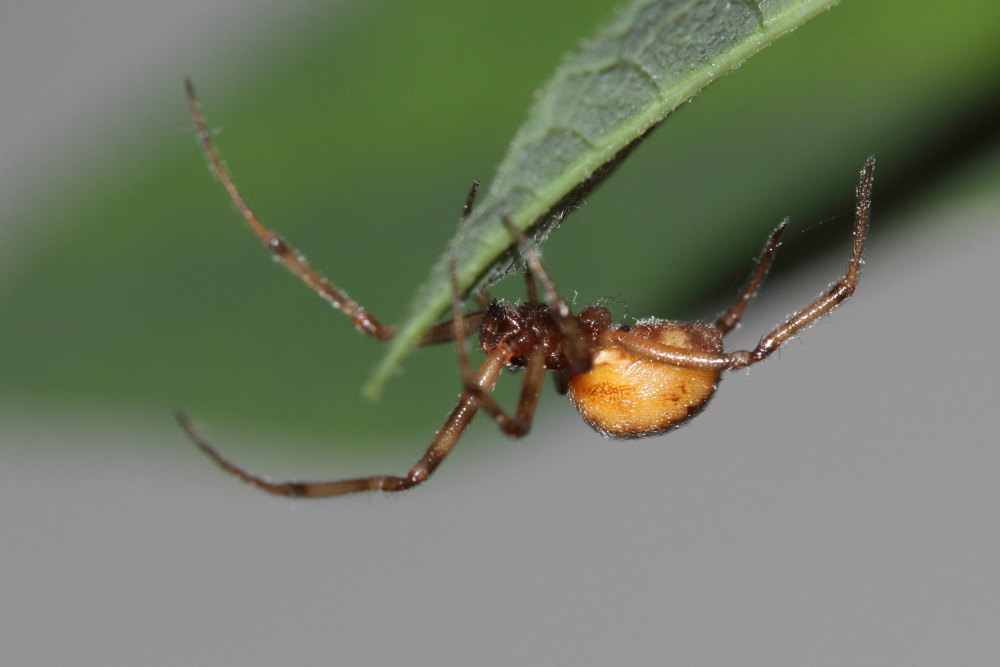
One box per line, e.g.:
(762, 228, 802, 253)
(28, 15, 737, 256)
(478, 300, 610, 371)
(178, 79, 875, 498)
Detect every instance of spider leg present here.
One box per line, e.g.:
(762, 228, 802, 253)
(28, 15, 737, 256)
(448, 180, 485, 381)
(736, 155, 875, 367)
(450, 250, 475, 382)
(601, 156, 875, 373)
(419, 180, 486, 346)
(501, 214, 590, 373)
(177, 350, 507, 497)
(600, 329, 737, 370)
(716, 217, 788, 335)
(184, 78, 392, 340)
(464, 346, 547, 437)
(448, 208, 545, 437)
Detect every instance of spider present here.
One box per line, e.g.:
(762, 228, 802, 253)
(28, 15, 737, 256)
(177, 78, 875, 498)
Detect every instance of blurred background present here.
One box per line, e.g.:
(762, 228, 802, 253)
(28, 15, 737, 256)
(3, 0, 999, 664)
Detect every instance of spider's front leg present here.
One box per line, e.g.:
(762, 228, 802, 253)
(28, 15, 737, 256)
(186, 78, 481, 348)
(501, 215, 591, 373)
(185, 78, 396, 341)
(448, 245, 547, 438)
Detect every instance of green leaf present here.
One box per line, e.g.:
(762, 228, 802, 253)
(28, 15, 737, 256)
(366, 0, 840, 397)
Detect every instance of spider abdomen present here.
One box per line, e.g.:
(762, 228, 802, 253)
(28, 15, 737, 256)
(568, 321, 723, 438)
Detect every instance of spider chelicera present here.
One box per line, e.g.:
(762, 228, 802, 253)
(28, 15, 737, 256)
(177, 79, 875, 498)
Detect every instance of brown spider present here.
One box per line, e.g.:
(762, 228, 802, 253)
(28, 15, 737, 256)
(177, 78, 875, 498)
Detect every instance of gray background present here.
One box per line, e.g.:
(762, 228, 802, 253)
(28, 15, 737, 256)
(3, 0, 999, 665)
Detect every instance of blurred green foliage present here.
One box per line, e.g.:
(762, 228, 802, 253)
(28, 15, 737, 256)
(1, 0, 998, 462)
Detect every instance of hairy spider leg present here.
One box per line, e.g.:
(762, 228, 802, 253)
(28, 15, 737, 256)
(456, 337, 548, 439)
(447, 196, 547, 437)
(742, 156, 874, 364)
(597, 156, 875, 373)
(183, 78, 400, 341)
(185, 77, 482, 348)
(178, 229, 497, 497)
(715, 218, 789, 335)
(450, 180, 482, 384)
(501, 215, 590, 373)
(176, 348, 507, 496)
(181, 80, 508, 495)
(178, 172, 507, 497)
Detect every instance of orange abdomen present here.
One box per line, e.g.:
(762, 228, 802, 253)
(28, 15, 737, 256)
(568, 321, 723, 438)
